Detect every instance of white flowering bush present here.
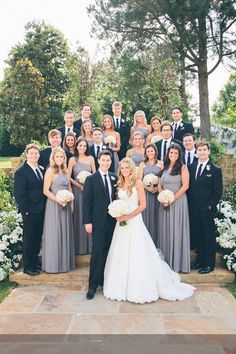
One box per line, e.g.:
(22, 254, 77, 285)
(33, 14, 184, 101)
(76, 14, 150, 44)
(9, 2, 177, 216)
(0, 209, 23, 281)
(215, 201, 236, 272)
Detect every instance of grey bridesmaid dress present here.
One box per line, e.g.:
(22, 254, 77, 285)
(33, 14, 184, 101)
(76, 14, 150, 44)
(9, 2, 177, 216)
(142, 164, 161, 246)
(130, 149, 145, 167)
(42, 173, 75, 273)
(72, 160, 92, 255)
(158, 169, 190, 273)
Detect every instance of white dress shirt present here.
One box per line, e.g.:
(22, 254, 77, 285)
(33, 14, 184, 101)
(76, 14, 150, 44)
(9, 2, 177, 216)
(195, 159, 209, 178)
(185, 148, 196, 165)
(113, 116, 121, 130)
(27, 162, 43, 179)
(161, 137, 172, 160)
(65, 125, 74, 134)
(99, 169, 112, 201)
(94, 143, 103, 157)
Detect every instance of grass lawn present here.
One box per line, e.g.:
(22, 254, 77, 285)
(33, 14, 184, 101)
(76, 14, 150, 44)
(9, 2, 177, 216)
(0, 279, 18, 303)
(226, 281, 236, 298)
(0, 157, 12, 169)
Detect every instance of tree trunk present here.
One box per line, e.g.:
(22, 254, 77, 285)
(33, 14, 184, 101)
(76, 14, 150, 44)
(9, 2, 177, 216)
(198, 14, 211, 140)
(179, 54, 188, 107)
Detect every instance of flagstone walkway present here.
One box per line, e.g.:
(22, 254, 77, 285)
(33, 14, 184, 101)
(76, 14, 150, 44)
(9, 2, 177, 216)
(0, 283, 235, 353)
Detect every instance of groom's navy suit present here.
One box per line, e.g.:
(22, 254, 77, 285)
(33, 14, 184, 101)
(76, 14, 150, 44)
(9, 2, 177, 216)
(14, 162, 45, 272)
(83, 170, 118, 290)
(188, 160, 222, 268)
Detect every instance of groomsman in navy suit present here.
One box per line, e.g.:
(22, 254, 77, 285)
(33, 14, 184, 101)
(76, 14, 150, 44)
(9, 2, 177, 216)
(89, 127, 115, 172)
(155, 121, 184, 162)
(182, 133, 198, 166)
(188, 141, 223, 274)
(14, 144, 45, 275)
(38, 129, 73, 170)
(172, 107, 194, 141)
(112, 101, 130, 159)
(57, 110, 80, 143)
(74, 103, 97, 133)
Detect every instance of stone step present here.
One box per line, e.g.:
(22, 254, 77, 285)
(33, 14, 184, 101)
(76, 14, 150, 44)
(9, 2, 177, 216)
(9, 265, 234, 286)
(74, 252, 223, 267)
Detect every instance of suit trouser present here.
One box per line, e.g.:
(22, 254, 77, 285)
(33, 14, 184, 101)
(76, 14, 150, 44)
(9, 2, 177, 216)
(22, 211, 44, 270)
(89, 221, 115, 290)
(191, 207, 216, 268)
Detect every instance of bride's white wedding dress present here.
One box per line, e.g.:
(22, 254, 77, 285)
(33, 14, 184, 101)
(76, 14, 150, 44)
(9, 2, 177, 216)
(104, 187, 196, 303)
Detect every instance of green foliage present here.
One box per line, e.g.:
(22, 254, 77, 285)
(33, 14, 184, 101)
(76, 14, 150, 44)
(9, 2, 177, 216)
(0, 58, 49, 147)
(0, 20, 72, 148)
(212, 70, 236, 129)
(0, 125, 22, 156)
(0, 280, 17, 303)
(0, 171, 14, 212)
(225, 182, 236, 210)
(210, 139, 226, 164)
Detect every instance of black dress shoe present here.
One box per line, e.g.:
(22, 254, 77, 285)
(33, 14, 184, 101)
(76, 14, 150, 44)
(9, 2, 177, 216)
(191, 263, 202, 270)
(199, 266, 214, 274)
(86, 288, 96, 300)
(24, 269, 40, 276)
(36, 264, 42, 271)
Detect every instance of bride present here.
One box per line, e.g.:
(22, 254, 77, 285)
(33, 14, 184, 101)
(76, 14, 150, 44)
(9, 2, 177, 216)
(103, 157, 196, 303)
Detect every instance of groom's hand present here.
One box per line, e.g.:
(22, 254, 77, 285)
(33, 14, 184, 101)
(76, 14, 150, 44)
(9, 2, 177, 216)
(85, 224, 93, 234)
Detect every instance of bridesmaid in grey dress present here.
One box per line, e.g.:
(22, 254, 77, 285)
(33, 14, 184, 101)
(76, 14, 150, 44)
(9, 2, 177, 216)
(80, 119, 94, 147)
(102, 115, 121, 173)
(126, 131, 145, 167)
(138, 144, 163, 246)
(42, 147, 75, 273)
(130, 110, 151, 143)
(68, 138, 96, 255)
(157, 143, 191, 273)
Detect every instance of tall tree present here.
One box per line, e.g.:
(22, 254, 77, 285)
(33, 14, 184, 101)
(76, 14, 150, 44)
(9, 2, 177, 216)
(88, 0, 236, 139)
(0, 58, 49, 147)
(7, 20, 71, 128)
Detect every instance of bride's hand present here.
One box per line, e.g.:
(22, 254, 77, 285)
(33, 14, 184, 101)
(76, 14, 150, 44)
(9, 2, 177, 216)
(117, 215, 129, 222)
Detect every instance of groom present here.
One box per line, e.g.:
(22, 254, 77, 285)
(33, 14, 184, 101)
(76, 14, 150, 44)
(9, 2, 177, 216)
(83, 150, 118, 299)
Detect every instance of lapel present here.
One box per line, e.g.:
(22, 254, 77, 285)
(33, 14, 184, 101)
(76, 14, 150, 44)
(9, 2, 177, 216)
(108, 172, 117, 199)
(24, 162, 41, 183)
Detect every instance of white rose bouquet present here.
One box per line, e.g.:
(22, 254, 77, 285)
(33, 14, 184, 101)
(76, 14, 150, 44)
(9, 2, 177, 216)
(157, 189, 175, 210)
(77, 171, 92, 184)
(143, 173, 158, 187)
(105, 135, 116, 145)
(151, 135, 162, 144)
(108, 199, 129, 226)
(56, 189, 74, 209)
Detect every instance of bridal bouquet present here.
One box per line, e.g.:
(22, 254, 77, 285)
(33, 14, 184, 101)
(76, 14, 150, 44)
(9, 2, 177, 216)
(157, 190, 175, 210)
(143, 173, 158, 187)
(77, 171, 92, 184)
(56, 189, 74, 209)
(108, 199, 129, 226)
(104, 135, 116, 145)
(151, 135, 162, 144)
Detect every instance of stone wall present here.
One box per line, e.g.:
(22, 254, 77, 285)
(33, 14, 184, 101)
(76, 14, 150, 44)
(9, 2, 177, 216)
(217, 154, 236, 190)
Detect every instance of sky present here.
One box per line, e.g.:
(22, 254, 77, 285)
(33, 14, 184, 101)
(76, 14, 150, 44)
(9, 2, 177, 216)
(0, 0, 232, 109)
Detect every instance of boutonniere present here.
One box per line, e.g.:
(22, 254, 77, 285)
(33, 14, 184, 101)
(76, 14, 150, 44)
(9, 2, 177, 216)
(206, 165, 211, 171)
(121, 119, 125, 123)
(110, 176, 116, 181)
(102, 145, 107, 150)
(38, 165, 44, 170)
(180, 122, 184, 128)
(194, 154, 198, 159)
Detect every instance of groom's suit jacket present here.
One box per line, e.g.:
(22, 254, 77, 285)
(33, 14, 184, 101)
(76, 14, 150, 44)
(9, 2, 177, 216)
(83, 171, 117, 231)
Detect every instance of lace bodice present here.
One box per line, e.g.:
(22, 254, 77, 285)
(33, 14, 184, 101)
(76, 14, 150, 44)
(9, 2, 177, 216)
(118, 187, 139, 213)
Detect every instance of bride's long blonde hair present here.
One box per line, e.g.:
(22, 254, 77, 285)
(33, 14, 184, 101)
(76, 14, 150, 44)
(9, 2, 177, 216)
(117, 157, 137, 197)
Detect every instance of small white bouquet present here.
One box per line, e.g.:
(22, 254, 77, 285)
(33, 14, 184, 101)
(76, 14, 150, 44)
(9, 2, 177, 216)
(143, 173, 158, 187)
(56, 189, 74, 209)
(157, 189, 175, 210)
(108, 199, 129, 226)
(151, 135, 162, 144)
(77, 171, 92, 184)
(104, 135, 116, 145)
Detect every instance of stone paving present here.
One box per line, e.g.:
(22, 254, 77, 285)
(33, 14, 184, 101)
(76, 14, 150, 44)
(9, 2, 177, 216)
(0, 283, 236, 353)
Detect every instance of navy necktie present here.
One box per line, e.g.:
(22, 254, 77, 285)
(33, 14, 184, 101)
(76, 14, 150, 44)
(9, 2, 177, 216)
(187, 152, 191, 165)
(163, 141, 167, 161)
(196, 164, 203, 179)
(35, 168, 42, 181)
(96, 145, 100, 157)
(116, 118, 119, 130)
(104, 174, 111, 202)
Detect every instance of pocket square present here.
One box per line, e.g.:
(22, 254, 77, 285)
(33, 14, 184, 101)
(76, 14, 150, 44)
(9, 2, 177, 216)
(205, 174, 212, 177)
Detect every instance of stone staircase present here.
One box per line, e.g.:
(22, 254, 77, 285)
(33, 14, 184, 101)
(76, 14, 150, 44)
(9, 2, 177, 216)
(9, 252, 235, 286)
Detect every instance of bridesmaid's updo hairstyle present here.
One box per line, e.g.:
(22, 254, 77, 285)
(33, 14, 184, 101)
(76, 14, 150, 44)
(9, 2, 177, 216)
(144, 143, 158, 164)
(50, 147, 67, 175)
(164, 143, 183, 176)
(74, 138, 90, 159)
(117, 157, 137, 197)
